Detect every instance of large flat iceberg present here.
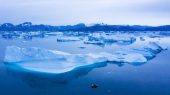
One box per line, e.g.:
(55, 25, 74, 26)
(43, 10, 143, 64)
(83, 34, 136, 46)
(4, 41, 165, 74)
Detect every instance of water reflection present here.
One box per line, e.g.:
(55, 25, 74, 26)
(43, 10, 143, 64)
(5, 62, 107, 88)
(0, 31, 167, 89)
(4, 61, 147, 89)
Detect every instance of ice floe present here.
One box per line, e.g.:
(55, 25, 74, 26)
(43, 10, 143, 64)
(4, 41, 165, 74)
(83, 34, 136, 46)
(57, 36, 81, 42)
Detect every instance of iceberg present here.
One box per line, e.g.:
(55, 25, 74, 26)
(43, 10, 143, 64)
(130, 42, 164, 59)
(4, 46, 70, 63)
(83, 34, 136, 46)
(56, 36, 81, 42)
(4, 41, 165, 74)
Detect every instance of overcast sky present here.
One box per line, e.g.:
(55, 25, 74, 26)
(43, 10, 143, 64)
(0, 0, 170, 26)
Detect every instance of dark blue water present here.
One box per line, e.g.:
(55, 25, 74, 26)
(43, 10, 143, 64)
(0, 32, 170, 95)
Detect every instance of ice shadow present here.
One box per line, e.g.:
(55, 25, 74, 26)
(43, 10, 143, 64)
(4, 61, 146, 89)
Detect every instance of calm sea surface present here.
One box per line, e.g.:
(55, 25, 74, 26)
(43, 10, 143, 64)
(0, 32, 170, 95)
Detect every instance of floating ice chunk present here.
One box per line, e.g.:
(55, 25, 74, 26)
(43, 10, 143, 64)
(4, 47, 108, 73)
(83, 34, 136, 46)
(147, 42, 163, 51)
(113, 52, 147, 63)
(102, 34, 136, 43)
(84, 40, 105, 46)
(131, 49, 155, 60)
(4, 46, 69, 63)
(45, 32, 63, 37)
(130, 42, 164, 59)
(4, 41, 165, 74)
(57, 36, 81, 42)
(4, 45, 155, 73)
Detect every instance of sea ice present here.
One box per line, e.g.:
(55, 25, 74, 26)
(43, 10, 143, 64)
(56, 36, 81, 42)
(4, 41, 165, 74)
(83, 34, 136, 46)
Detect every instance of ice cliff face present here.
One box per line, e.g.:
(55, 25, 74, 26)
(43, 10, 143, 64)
(4, 41, 165, 74)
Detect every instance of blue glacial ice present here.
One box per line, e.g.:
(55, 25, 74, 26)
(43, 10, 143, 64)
(83, 33, 136, 46)
(4, 41, 165, 74)
(54, 33, 136, 46)
(57, 36, 82, 42)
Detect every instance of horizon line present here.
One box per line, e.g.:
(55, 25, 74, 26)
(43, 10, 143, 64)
(1, 22, 170, 27)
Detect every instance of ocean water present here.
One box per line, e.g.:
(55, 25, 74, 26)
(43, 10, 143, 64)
(0, 31, 170, 95)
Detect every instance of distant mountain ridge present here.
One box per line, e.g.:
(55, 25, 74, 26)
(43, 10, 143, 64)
(0, 22, 170, 31)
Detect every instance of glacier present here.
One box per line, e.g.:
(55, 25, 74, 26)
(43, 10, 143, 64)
(4, 41, 165, 74)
